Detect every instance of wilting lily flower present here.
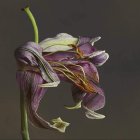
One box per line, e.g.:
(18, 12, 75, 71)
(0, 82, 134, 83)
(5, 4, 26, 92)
(15, 33, 108, 134)
(41, 33, 109, 120)
(15, 42, 70, 133)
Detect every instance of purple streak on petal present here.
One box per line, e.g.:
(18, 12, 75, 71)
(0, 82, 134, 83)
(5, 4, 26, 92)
(83, 83, 105, 111)
(91, 52, 109, 66)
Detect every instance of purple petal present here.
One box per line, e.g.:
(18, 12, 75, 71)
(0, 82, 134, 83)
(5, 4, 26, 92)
(91, 51, 109, 66)
(17, 71, 50, 128)
(83, 83, 105, 111)
(71, 83, 105, 112)
(71, 84, 86, 103)
(15, 42, 60, 84)
(43, 51, 75, 62)
(15, 42, 70, 132)
(77, 36, 96, 57)
(77, 36, 91, 46)
(78, 43, 96, 57)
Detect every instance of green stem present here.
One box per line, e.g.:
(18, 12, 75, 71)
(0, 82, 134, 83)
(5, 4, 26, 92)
(20, 6, 39, 140)
(20, 91, 30, 140)
(23, 6, 39, 43)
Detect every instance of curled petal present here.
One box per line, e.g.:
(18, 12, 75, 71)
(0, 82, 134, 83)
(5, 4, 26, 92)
(64, 101, 82, 110)
(17, 71, 69, 133)
(15, 42, 60, 85)
(88, 50, 105, 58)
(40, 33, 78, 52)
(91, 51, 109, 66)
(71, 83, 105, 111)
(15, 42, 70, 132)
(83, 83, 105, 111)
(90, 36, 101, 46)
(84, 107, 105, 119)
(64, 85, 84, 110)
(71, 84, 105, 119)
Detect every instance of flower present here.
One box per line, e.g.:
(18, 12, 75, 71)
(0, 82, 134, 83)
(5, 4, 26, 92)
(41, 33, 109, 119)
(15, 33, 109, 133)
(15, 42, 70, 133)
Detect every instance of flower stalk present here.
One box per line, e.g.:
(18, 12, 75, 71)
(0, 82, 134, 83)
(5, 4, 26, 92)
(20, 91, 30, 140)
(23, 6, 39, 43)
(20, 6, 39, 140)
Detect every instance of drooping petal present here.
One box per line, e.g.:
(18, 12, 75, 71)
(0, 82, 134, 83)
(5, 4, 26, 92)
(82, 83, 105, 111)
(91, 51, 109, 66)
(15, 42, 60, 86)
(71, 83, 105, 110)
(84, 107, 105, 119)
(71, 83, 105, 119)
(17, 71, 69, 132)
(40, 33, 78, 52)
(64, 101, 82, 110)
(15, 42, 70, 132)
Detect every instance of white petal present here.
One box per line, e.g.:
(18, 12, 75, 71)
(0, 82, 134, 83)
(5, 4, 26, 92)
(38, 81, 60, 87)
(89, 50, 105, 58)
(43, 45, 73, 52)
(39, 33, 78, 52)
(84, 106, 105, 119)
(90, 36, 101, 46)
(64, 101, 82, 110)
(51, 117, 70, 133)
(85, 111, 105, 119)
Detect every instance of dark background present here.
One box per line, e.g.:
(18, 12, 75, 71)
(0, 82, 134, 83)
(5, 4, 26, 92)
(0, 0, 140, 139)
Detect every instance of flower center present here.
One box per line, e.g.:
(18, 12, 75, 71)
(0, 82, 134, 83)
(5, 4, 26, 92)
(49, 61, 97, 94)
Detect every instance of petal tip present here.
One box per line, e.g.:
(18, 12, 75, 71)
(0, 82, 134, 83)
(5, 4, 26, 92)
(51, 117, 70, 133)
(90, 36, 101, 46)
(84, 106, 105, 119)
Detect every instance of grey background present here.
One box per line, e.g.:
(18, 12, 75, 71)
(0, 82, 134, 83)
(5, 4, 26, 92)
(0, 0, 140, 139)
